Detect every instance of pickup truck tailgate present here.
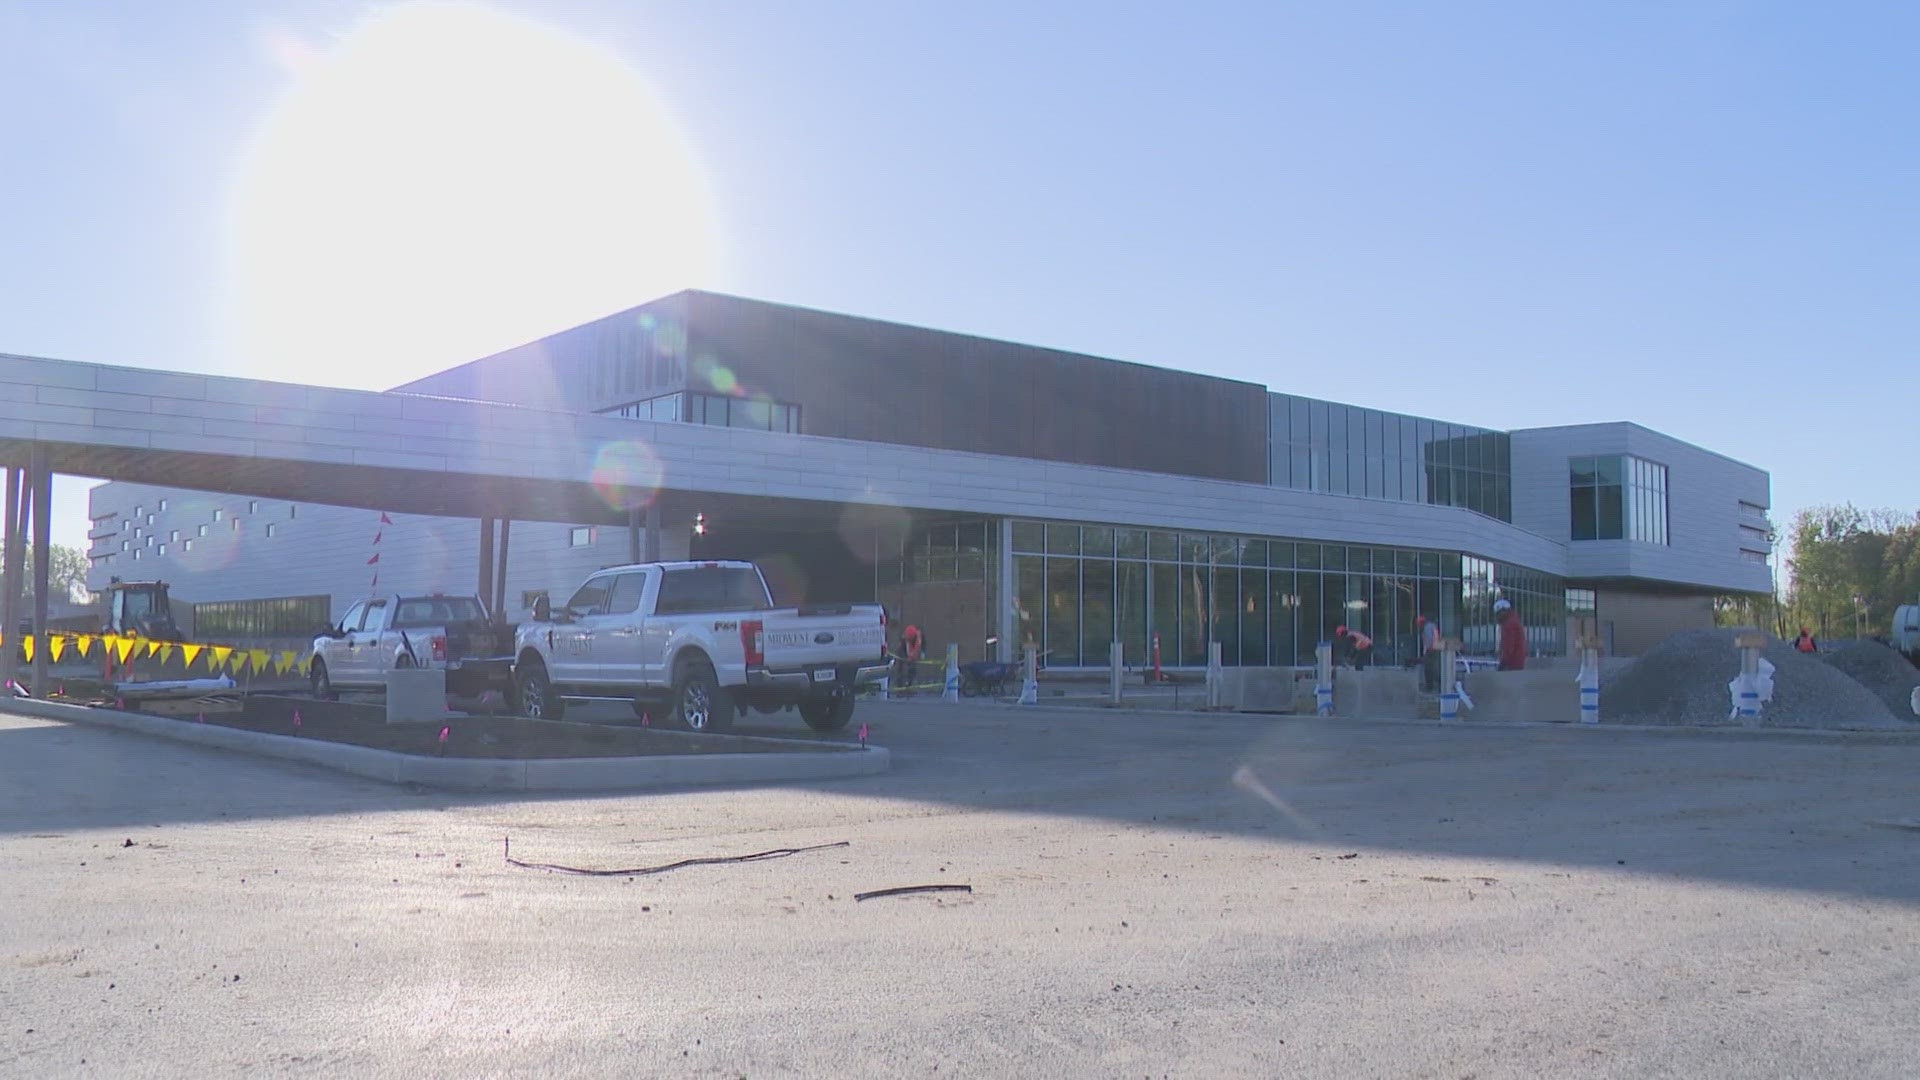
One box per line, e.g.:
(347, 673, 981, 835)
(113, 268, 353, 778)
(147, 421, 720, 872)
(760, 615, 886, 670)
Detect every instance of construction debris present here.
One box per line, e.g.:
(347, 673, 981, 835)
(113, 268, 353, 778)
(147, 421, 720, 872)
(503, 836, 849, 877)
(1599, 628, 1904, 728)
(1818, 642, 1920, 719)
(853, 884, 974, 902)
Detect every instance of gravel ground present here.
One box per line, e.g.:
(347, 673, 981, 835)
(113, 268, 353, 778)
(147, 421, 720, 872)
(1819, 642, 1920, 719)
(1601, 628, 1904, 728)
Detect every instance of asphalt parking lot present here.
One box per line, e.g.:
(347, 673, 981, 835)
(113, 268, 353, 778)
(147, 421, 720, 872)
(4, 699, 1918, 1078)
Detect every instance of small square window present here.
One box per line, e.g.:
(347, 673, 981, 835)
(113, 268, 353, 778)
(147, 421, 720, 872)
(169, 530, 179, 543)
(289, 506, 297, 519)
(134, 505, 143, 518)
(232, 518, 241, 531)
(158, 499, 168, 511)
(570, 526, 593, 548)
(198, 525, 207, 537)
(214, 509, 223, 522)
(249, 500, 259, 514)
(183, 539, 193, 552)
(132, 550, 140, 561)
(121, 540, 129, 552)
(146, 536, 154, 547)
(146, 514, 155, 525)
(157, 545, 166, 557)
(266, 523, 276, 537)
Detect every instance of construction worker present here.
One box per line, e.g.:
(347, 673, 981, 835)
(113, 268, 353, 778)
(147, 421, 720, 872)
(1334, 624, 1373, 670)
(1794, 627, 1818, 654)
(1415, 615, 1442, 691)
(1495, 599, 1527, 671)
(902, 623, 924, 688)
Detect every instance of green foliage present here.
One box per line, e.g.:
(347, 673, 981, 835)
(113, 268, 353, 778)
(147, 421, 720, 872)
(1783, 505, 1920, 639)
(8, 544, 91, 607)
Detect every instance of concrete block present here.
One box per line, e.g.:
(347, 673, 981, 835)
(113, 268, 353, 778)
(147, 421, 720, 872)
(386, 667, 448, 723)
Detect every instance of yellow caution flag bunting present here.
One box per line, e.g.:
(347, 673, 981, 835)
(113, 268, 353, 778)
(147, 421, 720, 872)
(248, 649, 272, 675)
(144, 640, 161, 659)
(211, 645, 233, 671)
(276, 650, 299, 676)
(115, 637, 136, 664)
(49, 636, 67, 663)
(75, 634, 94, 658)
(20, 636, 32, 663)
(158, 643, 176, 664)
(180, 643, 204, 670)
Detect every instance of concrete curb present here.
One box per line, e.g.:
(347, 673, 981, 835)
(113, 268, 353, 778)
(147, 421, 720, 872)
(871, 697, 1920, 744)
(1, 698, 891, 791)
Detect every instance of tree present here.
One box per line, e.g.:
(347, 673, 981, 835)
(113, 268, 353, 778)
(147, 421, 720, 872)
(1782, 505, 1920, 639)
(6, 544, 92, 608)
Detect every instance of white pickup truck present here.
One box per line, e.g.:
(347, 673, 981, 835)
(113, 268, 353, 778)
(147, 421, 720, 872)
(309, 594, 514, 698)
(512, 560, 889, 732)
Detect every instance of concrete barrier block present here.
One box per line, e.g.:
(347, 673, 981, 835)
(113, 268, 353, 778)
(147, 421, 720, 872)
(387, 668, 448, 724)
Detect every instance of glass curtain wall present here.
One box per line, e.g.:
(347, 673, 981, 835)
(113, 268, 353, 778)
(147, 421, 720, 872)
(1009, 519, 1559, 668)
(1269, 394, 1512, 521)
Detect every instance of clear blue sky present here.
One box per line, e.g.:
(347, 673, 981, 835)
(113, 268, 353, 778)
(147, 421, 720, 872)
(2, 0, 1914, 561)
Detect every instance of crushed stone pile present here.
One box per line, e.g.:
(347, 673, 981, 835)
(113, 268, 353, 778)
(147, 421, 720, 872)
(1819, 642, 1920, 719)
(1600, 628, 1906, 729)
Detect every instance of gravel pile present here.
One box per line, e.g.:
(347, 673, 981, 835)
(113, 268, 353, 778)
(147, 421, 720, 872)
(1819, 642, 1920, 719)
(1600, 627, 1906, 728)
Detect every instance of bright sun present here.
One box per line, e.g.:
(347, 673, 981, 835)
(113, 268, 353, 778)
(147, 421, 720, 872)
(227, 1, 719, 388)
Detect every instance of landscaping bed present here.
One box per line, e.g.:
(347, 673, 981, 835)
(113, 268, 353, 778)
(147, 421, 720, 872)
(150, 694, 847, 759)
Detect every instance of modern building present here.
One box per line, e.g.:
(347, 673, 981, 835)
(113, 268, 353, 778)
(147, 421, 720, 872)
(86, 291, 1772, 663)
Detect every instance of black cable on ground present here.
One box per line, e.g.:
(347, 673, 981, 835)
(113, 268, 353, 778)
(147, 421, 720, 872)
(503, 836, 849, 877)
(854, 884, 973, 901)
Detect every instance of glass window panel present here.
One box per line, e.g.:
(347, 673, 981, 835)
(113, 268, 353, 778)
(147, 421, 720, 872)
(1150, 563, 1179, 667)
(1182, 534, 1210, 564)
(1570, 456, 1595, 487)
(1367, 455, 1385, 499)
(1212, 564, 1239, 664)
(1322, 544, 1346, 572)
(1015, 555, 1044, 655)
(1081, 558, 1114, 666)
(1296, 572, 1323, 650)
(1270, 398, 1290, 447)
(1365, 410, 1384, 457)
(1268, 541, 1295, 569)
(1115, 528, 1146, 560)
(1395, 550, 1417, 575)
(1082, 525, 1114, 558)
(1419, 578, 1444, 638)
(1418, 551, 1441, 577)
(1179, 563, 1207, 665)
(1045, 557, 1080, 667)
(1149, 530, 1179, 561)
(1012, 521, 1044, 553)
(1241, 540, 1268, 566)
(1441, 553, 1462, 579)
(1269, 570, 1298, 665)
(1328, 451, 1349, 494)
(1296, 542, 1320, 570)
(1572, 486, 1597, 540)
(1597, 485, 1624, 539)
(1594, 456, 1623, 485)
(1212, 535, 1239, 563)
(1320, 573, 1348, 646)
(1288, 448, 1312, 490)
(1047, 523, 1081, 555)
(1372, 574, 1399, 665)
(1117, 561, 1149, 665)
(1290, 397, 1310, 442)
(1327, 405, 1348, 450)
(1347, 547, 1370, 574)
(1240, 567, 1267, 666)
(1310, 399, 1330, 447)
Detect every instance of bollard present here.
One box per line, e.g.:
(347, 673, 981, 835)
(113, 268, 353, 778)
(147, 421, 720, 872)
(1206, 641, 1223, 709)
(1109, 641, 1123, 705)
(879, 674, 890, 701)
(1018, 645, 1039, 705)
(1151, 631, 1164, 684)
(1734, 633, 1763, 724)
(1314, 641, 1334, 716)
(943, 643, 960, 703)
(1438, 640, 1459, 721)
(1577, 645, 1600, 724)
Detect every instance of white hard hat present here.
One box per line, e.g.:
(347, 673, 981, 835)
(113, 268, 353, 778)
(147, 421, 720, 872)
(1492, 599, 1513, 613)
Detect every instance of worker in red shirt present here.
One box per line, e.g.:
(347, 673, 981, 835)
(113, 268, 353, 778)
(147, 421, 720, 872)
(901, 623, 924, 687)
(1793, 628, 1818, 654)
(1334, 624, 1374, 670)
(1495, 599, 1527, 671)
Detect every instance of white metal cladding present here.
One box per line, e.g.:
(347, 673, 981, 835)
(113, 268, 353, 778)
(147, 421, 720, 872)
(1509, 422, 1770, 593)
(9, 350, 1768, 596)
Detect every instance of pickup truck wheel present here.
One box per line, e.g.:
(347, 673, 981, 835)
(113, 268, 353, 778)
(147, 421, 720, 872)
(516, 660, 565, 721)
(672, 662, 731, 733)
(309, 659, 336, 701)
(799, 688, 855, 733)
